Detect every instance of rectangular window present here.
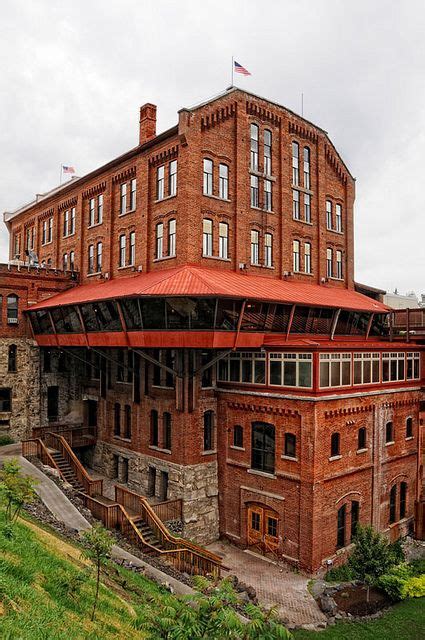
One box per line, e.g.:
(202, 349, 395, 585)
(63, 210, 69, 237)
(292, 141, 299, 185)
(382, 352, 406, 382)
(202, 219, 213, 256)
(292, 190, 300, 219)
(157, 166, 165, 200)
(326, 248, 333, 277)
(70, 207, 76, 234)
(251, 230, 259, 265)
(304, 242, 311, 274)
(203, 159, 213, 195)
(326, 200, 332, 229)
(48, 217, 53, 243)
(336, 250, 343, 279)
(303, 147, 310, 189)
(129, 232, 135, 266)
(354, 353, 380, 385)
(89, 198, 95, 226)
(88, 244, 94, 274)
(120, 183, 127, 214)
(319, 353, 352, 388)
(293, 240, 300, 272)
(119, 234, 126, 267)
(155, 223, 163, 259)
(219, 222, 229, 259)
(406, 352, 420, 380)
(42, 220, 48, 245)
(168, 219, 176, 256)
(250, 124, 259, 171)
(304, 193, 311, 223)
(250, 175, 259, 207)
(264, 180, 272, 211)
(130, 178, 136, 210)
(264, 130, 272, 175)
(269, 353, 312, 388)
(70, 250, 75, 271)
(96, 242, 102, 272)
(219, 163, 229, 199)
(63, 253, 68, 271)
(169, 160, 177, 196)
(335, 203, 342, 232)
(97, 195, 103, 224)
(264, 233, 273, 267)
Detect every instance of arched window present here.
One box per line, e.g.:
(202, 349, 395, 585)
(251, 422, 275, 474)
(389, 485, 397, 523)
(203, 219, 213, 256)
(264, 130, 272, 175)
(219, 222, 229, 259)
(203, 410, 214, 451)
(337, 504, 346, 548)
(203, 158, 213, 195)
(330, 432, 340, 457)
(219, 164, 229, 199)
(284, 433, 296, 458)
(251, 229, 259, 264)
(114, 403, 121, 436)
(88, 244, 94, 274)
(163, 412, 172, 450)
(155, 223, 163, 259)
(124, 405, 132, 439)
(400, 482, 407, 519)
(264, 233, 273, 267)
(357, 427, 367, 450)
(63, 253, 68, 271)
(351, 500, 360, 540)
(406, 417, 413, 438)
(303, 146, 310, 189)
(168, 219, 176, 257)
(292, 141, 299, 185)
(150, 409, 159, 447)
(233, 424, 243, 448)
(8, 345, 17, 372)
(385, 421, 394, 444)
(250, 124, 259, 171)
(7, 294, 18, 324)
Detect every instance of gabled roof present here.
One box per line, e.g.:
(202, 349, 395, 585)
(28, 264, 388, 313)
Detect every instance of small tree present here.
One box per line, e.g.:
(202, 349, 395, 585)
(81, 524, 113, 621)
(0, 458, 38, 523)
(348, 525, 403, 586)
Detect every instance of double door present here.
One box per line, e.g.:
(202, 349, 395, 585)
(247, 504, 280, 558)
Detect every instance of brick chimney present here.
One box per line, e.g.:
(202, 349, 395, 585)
(139, 103, 157, 145)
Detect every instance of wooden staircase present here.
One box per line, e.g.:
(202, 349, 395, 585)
(49, 450, 84, 491)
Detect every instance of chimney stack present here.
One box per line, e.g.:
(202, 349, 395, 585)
(139, 103, 157, 145)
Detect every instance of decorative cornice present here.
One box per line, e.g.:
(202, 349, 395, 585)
(324, 405, 374, 419)
(227, 400, 299, 418)
(58, 196, 78, 211)
(112, 166, 136, 184)
(324, 143, 348, 185)
(201, 102, 236, 130)
(38, 208, 54, 221)
(82, 181, 107, 199)
(149, 146, 179, 168)
(246, 101, 281, 127)
(288, 119, 318, 143)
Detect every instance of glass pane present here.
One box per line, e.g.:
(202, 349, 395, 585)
(270, 361, 282, 385)
(283, 361, 296, 386)
(140, 299, 166, 329)
(331, 361, 341, 386)
(121, 298, 142, 330)
(254, 360, 265, 384)
(298, 361, 311, 387)
(320, 362, 329, 387)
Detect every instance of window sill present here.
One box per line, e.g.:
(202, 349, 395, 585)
(247, 468, 276, 479)
(356, 448, 368, 454)
(203, 193, 231, 202)
(329, 276, 345, 282)
(116, 380, 131, 385)
(230, 445, 245, 451)
(250, 169, 277, 182)
(327, 228, 344, 235)
(405, 436, 414, 441)
(293, 217, 313, 225)
(63, 232, 76, 238)
(329, 455, 342, 461)
(41, 241, 53, 246)
(154, 194, 177, 204)
(281, 455, 298, 462)
(88, 222, 103, 229)
(152, 385, 174, 390)
(202, 254, 231, 262)
(202, 449, 217, 456)
(250, 205, 274, 214)
(87, 271, 102, 278)
(291, 184, 313, 195)
(117, 265, 135, 271)
(114, 436, 132, 443)
(385, 441, 395, 446)
(153, 255, 176, 263)
(148, 445, 172, 455)
(118, 208, 136, 217)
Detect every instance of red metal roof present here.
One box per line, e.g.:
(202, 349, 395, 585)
(28, 264, 389, 313)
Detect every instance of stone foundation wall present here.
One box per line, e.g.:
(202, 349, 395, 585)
(87, 440, 219, 544)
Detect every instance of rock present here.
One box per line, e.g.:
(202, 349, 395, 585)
(317, 622, 327, 629)
(311, 579, 326, 599)
(328, 617, 336, 626)
(301, 623, 318, 631)
(319, 595, 338, 616)
(236, 591, 250, 604)
(245, 585, 257, 600)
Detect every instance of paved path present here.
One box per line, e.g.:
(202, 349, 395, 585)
(0, 445, 194, 597)
(207, 540, 326, 627)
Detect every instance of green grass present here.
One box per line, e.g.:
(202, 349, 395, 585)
(293, 597, 425, 640)
(0, 435, 14, 447)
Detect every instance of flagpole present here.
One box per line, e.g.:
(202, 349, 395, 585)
(231, 56, 234, 86)
(59, 163, 63, 185)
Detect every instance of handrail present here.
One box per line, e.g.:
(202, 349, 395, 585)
(45, 432, 103, 496)
(21, 438, 66, 481)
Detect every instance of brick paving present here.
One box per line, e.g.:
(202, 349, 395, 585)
(207, 540, 326, 627)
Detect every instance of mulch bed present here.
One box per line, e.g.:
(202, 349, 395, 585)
(334, 585, 391, 616)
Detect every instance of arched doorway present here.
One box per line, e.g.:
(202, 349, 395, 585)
(246, 503, 280, 558)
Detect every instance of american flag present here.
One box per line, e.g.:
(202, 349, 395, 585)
(234, 61, 251, 76)
(62, 165, 76, 174)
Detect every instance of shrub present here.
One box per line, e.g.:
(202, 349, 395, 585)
(0, 435, 14, 447)
(408, 558, 425, 577)
(348, 525, 403, 582)
(325, 563, 356, 582)
(377, 573, 406, 601)
(403, 575, 425, 598)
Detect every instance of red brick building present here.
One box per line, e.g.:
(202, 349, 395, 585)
(2, 87, 424, 572)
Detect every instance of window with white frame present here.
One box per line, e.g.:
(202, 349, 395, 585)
(96, 241, 103, 272)
(382, 352, 405, 382)
(63, 253, 68, 271)
(292, 142, 299, 185)
(168, 219, 176, 256)
(63, 210, 69, 237)
(251, 229, 259, 264)
(218, 352, 266, 384)
(119, 234, 126, 267)
(129, 232, 135, 265)
(407, 352, 420, 380)
(250, 175, 259, 207)
(88, 244, 94, 274)
(326, 248, 333, 277)
(304, 193, 311, 223)
(264, 179, 272, 211)
(156, 166, 165, 200)
(155, 223, 164, 259)
(202, 219, 213, 256)
(335, 203, 342, 232)
(130, 178, 137, 210)
(264, 233, 273, 267)
(219, 163, 228, 199)
(70, 207, 76, 234)
(336, 250, 343, 279)
(326, 200, 332, 229)
(219, 222, 229, 259)
(292, 190, 300, 219)
(48, 217, 53, 243)
(97, 195, 103, 224)
(293, 240, 300, 272)
(203, 159, 213, 195)
(70, 250, 75, 271)
(120, 183, 127, 214)
(320, 353, 352, 388)
(89, 198, 95, 226)
(264, 130, 272, 175)
(304, 242, 311, 274)
(353, 353, 380, 385)
(303, 147, 310, 189)
(169, 160, 177, 197)
(269, 352, 313, 388)
(250, 123, 259, 171)
(26, 227, 35, 251)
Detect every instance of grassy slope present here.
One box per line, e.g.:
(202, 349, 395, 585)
(0, 511, 175, 639)
(294, 597, 425, 640)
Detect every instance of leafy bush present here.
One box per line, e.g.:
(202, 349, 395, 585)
(348, 525, 403, 582)
(403, 575, 425, 599)
(408, 558, 425, 577)
(377, 573, 406, 601)
(325, 563, 356, 582)
(0, 435, 14, 447)
(377, 563, 425, 601)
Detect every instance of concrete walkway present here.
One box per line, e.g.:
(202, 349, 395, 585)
(0, 444, 194, 597)
(207, 540, 326, 627)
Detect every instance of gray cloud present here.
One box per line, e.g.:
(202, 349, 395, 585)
(1, 0, 424, 294)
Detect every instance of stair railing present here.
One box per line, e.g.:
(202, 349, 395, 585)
(45, 432, 103, 497)
(21, 438, 67, 482)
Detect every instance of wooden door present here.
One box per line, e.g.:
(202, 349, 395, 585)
(247, 504, 263, 552)
(247, 504, 280, 558)
(263, 510, 280, 556)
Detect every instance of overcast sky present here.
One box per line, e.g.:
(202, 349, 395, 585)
(1, 0, 424, 295)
